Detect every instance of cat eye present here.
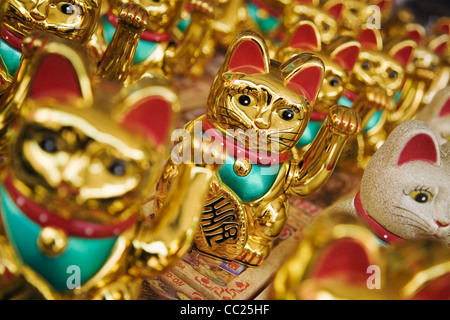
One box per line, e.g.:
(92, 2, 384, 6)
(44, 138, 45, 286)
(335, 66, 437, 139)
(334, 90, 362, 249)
(39, 137, 58, 153)
(279, 109, 295, 121)
(58, 3, 80, 15)
(108, 160, 127, 176)
(235, 94, 256, 107)
(409, 190, 432, 203)
(388, 70, 398, 79)
(361, 60, 371, 70)
(329, 77, 340, 87)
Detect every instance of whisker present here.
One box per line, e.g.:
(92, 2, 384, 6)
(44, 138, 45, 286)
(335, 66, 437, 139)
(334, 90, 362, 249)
(393, 206, 430, 229)
(390, 211, 429, 230)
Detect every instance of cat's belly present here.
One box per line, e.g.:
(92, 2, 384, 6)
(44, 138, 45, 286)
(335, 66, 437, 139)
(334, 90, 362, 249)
(0, 185, 118, 293)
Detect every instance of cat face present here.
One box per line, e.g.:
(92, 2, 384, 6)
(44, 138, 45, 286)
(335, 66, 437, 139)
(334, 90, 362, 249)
(416, 86, 450, 144)
(360, 120, 450, 245)
(349, 28, 415, 99)
(107, 0, 184, 31)
(276, 21, 360, 113)
(206, 31, 324, 154)
(284, 0, 344, 45)
(7, 35, 177, 224)
(2, 0, 101, 42)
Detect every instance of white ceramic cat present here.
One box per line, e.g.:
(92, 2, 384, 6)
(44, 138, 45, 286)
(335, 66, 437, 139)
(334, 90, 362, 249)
(333, 119, 449, 246)
(416, 86, 450, 145)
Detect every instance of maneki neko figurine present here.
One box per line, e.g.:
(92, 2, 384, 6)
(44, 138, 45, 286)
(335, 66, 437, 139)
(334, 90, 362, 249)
(272, 211, 450, 300)
(0, 0, 102, 96)
(0, 34, 216, 300)
(154, 31, 361, 267)
(337, 27, 416, 172)
(95, 0, 214, 82)
(276, 20, 361, 151)
(273, 120, 450, 300)
(282, 0, 345, 46)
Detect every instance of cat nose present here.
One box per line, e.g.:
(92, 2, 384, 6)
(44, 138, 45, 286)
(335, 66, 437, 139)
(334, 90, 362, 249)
(254, 118, 270, 129)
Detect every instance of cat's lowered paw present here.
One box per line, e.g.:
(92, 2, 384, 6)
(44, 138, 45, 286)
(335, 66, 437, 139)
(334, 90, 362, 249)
(327, 105, 361, 136)
(118, 3, 148, 31)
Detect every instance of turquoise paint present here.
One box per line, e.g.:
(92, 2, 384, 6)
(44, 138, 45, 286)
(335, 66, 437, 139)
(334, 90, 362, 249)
(296, 120, 323, 148)
(0, 185, 118, 292)
(246, 3, 279, 32)
(0, 40, 21, 77)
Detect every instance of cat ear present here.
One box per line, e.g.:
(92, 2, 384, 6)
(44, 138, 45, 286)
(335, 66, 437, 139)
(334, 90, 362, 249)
(330, 40, 361, 73)
(428, 34, 449, 57)
(281, 53, 324, 103)
(323, 0, 344, 21)
(392, 120, 441, 166)
(358, 28, 383, 51)
(17, 34, 94, 105)
(286, 21, 322, 52)
(117, 79, 179, 146)
(222, 31, 270, 75)
(388, 39, 416, 69)
(405, 23, 426, 45)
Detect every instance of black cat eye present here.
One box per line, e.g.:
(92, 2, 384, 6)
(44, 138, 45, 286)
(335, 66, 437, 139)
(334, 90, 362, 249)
(329, 78, 340, 87)
(362, 61, 371, 70)
(388, 70, 398, 79)
(238, 94, 252, 106)
(39, 137, 58, 153)
(414, 192, 429, 203)
(281, 109, 295, 121)
(109, 160, 126, 176)
(60, 3, 77, 15)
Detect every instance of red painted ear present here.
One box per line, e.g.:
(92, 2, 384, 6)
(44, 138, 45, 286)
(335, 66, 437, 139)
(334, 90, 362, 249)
(228, 39, 269, 74)
(120, 96, 172, 146)
(312, 238, 371, 285)
(286, 65, 323, 102)
(407, 28, 424, 45)
(398, 133, 438, 166)
(325, 2, 343, 21)
(439, 97, 450, 117)
(288, 22, 321, 51)
(358, 29, 382, 51)
(331, 43, 360, 73)
(29, 54, 82, 101)
(389, 41, 415, 68)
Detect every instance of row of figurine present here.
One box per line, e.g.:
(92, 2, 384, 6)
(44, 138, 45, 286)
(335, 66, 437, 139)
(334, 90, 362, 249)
(0, 0, 448, 300)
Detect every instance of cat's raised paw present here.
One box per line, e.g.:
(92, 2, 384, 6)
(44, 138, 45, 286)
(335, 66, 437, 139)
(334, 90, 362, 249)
(328, 105, 361, 136)
(118, 3, 148, 30)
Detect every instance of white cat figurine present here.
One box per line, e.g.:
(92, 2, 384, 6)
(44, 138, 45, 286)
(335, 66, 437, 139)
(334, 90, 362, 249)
(333, 119, 449, 246)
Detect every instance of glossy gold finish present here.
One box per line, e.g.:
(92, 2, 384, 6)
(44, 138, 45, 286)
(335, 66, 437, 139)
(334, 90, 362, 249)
(0, 0, 101, 95)
(0, 34, 215, 299)
(95, 0, 215, 81)
(272, 212, 450, 300)
(155, 31, 360, 267)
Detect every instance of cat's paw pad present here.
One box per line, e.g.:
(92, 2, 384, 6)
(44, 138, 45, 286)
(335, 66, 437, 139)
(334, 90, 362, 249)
(118, 3, 148, 30)
(328, 105, 361, 135)
(236, 243, 270, 266)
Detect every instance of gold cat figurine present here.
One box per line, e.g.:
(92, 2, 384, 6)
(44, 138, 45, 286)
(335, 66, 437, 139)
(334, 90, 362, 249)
(276, 20, 361, 151)
(154, 31, 360, 267)
(338, 27, 416, 173)
(0, 0, 101, 96)
(0, 34, 215, 299)
(95, 0, 214, 81)
(282, 0, 345, 45)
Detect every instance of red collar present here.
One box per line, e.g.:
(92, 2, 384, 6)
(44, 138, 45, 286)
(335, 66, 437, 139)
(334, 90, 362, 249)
(247, 0, 282, 17)
(354, 191, 404, 244)
(310, 111, 328, 121)
(4, 176, 136, 238)
(343, 89, 359, 103)
(202, 118, 290, 166)
(105, 10, 171, 43)
(1, 27, 23, 52)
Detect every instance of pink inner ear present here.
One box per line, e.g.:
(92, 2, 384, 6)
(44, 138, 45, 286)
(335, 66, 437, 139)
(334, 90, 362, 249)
(433, 41, 448, 57)
(29, 54, 82, 101)
(332, 45, 360, 72)
(289, 23, 320, 51)
(358, 29, 380, 50)
(229, 40, 267, 74)
(326, 3, 343, 21)
(392, 45, 414, 68)
(398, 133, 438, 166)
(120, 96, 172, 146)
(287, 66, 322, 102)
(407, 30, 423, 44)
(439, 98, 450, 117)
